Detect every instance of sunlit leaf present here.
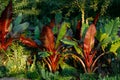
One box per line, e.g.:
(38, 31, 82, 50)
(61, 39, 83, 57)
(55, 22, 70, 49)
(110, 38, 120, 55)
(84, 24, 96, 55)
(38, 52, 50, 58)
(100, 33, 109, 42)
(40, 26, 54, 51)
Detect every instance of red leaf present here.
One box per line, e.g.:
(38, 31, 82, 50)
(0, 0, 12, 44)
(20, 35, 38, 48)
(75, 20, 82, 40)
(93, 13, 99, 25)
(84, 24, 96, 57)
(49, 19, 55, 29)
(40, 26, 55, 51)
(1, 38, 13, 50)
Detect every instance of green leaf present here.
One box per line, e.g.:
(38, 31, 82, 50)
(13, 22, 29, 36)
(8, 23, 13, 32)
(104, 17, 120, 37)
(101, 37, 111, 50)
(55, 12, 62, 24)
(99, 33, 109, 42)
(110, 38, 120, 55)
(41, 68, 46, 79)
(55, 22, 70, 49)
(61, 39, 83, 57)
(34, 26, 40, 39)
(38, 52, 50, 58)
(74, 45, 83, 57)
(60, 39, 77, 46)
(52, 26, 58, 34)
(14, 13, 22, 26)
(60, 62, 77, 76)
(81, 23, 89, 38)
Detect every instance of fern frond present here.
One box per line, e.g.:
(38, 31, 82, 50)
(104, 17, 120, 37)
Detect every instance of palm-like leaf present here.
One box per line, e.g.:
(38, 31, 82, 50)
(40, 26, 55, 51)
(84, 24, 96, 57)
(20, 35, 38, 48)
(55, 22, 70, 49)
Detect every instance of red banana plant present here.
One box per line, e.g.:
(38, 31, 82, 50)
(19, 19, 70, 72)
(40, 26, 60, 72)
(61, 14, 101, 73)
(0, 0, 13, 50)
(39, 21, 70, 72)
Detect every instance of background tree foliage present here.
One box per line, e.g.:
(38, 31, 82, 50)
(0, 0, 119, 21)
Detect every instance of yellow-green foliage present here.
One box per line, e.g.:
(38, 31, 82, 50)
(13, 0, 40, 16)
(110, 38, 120, 55)
(3, 42, 30, 74)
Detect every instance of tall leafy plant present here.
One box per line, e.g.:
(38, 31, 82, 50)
(40, 22, 71, 72)
(0, 0, 30, 51)
(0, 0, 12, 50)
(96, 17, 120, 55)
(20, 21, 71, 72)
(61, 14, 112, 73)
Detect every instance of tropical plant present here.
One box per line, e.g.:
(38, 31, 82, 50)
(0, 0, 13, 50)
(0, 0, 29, 51)
(96, 17, 120, 55)
(20, 20, 73, 72)
(61, 15, 120, 73)
(38, 22, 71, 72)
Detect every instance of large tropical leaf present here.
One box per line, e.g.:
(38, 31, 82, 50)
(34, 26, 40, 39)
(0, 0, 12, 43)
(13, 13, 22, 26)
(20, 35, 38, 48)
(55, 22, 70, 49)
(61, 39, 83, 57)
(104, 17, 120, 37)
(84, 24, 96, 56)
(40, 26, 55, 51)
(96, 18, 120, 50)
(12, 22, 29, 37)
